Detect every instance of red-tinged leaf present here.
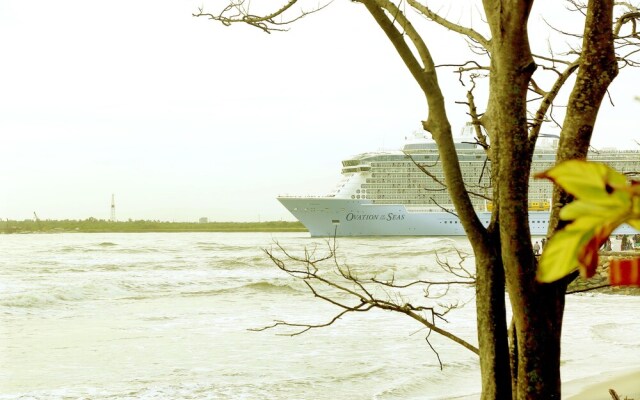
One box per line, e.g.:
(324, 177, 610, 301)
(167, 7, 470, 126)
(609, 258, 640, 286)
(578, 238, 600, 278)
(577, 223, 616, 278)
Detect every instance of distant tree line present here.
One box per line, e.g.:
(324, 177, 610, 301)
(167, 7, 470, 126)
(1, 218, 306, 233)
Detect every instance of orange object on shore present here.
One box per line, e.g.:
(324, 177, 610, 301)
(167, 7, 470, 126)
(609, 258, 640, 286)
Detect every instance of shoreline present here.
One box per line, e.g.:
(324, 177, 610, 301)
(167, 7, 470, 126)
(563, 367, 640, 399)
(2, 220, 307, 234)
(2, 228, 308, 234)
(453, 368, 640, 399)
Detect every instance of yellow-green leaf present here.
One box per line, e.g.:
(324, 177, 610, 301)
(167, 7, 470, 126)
(559, 200, 628, 222)
(628, 219, 640, 231)
(537, 229, 583, 282)
(536, 160, 629, 206)
(536, 161, 640, 283)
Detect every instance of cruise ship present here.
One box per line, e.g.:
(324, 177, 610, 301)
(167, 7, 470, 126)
(278, 125, 640, 236)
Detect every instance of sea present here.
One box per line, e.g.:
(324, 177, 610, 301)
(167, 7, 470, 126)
(1, 232, 639, 399)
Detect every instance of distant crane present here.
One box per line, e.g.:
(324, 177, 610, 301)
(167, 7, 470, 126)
(110, 194, 116, 222)
(33, 211, 41, 230)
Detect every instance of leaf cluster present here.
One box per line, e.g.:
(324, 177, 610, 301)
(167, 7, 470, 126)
(536, 160, 640, 282)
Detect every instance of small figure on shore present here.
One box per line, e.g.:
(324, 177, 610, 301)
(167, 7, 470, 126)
(621, 235, 629, 251)
(533, 241, 540, 255)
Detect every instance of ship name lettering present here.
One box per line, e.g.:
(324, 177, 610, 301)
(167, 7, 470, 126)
(345, 213, 379, 221)
(344, 212, 405, 221)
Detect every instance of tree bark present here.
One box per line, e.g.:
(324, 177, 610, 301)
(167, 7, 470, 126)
(475, 228, 512, 399)
(482, 0, 569, 398)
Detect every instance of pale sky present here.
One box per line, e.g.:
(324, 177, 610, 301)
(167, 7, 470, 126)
(1, 1, 638, 222)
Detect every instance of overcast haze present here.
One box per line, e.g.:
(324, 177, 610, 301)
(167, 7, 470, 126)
(1, 1, 638, 222)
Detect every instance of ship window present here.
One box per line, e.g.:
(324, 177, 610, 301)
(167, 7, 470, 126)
(351, 195, 355, 199)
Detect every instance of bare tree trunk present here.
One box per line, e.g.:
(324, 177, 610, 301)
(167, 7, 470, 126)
(475, 228, 512, 399)
(523, 3, 618, 397)
(481, 0, 568, 398)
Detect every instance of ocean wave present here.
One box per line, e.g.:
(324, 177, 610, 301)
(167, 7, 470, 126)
(591, 322, 640, 346)
(0, 282, 134, 308)
(80, 247, 159, 254)
(239, 281, 305, 294)
(359, 246, 469, 261)
(0, 290, 85, 308)
(180, 280, 305, 297)
(373, 361, 479, 400)
(323, 364, 387, 383)
(58, 245, 81, 253)
(196, 243, 251, 252)
(198, 253, 276, 270)
(58, 242, 161, 254)
(4, 381, 289, 400)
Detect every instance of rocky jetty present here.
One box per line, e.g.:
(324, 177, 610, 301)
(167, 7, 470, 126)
(567, 251, 640, 295)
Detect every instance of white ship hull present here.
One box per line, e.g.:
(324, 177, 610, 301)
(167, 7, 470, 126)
(279, 197, 639, 237)
(278, 197, 548, 236)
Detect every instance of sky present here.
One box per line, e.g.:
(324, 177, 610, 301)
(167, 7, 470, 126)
(1, 1, 638, 222)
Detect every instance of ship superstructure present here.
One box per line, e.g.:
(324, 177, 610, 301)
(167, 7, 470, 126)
(279, 125, 640, 236)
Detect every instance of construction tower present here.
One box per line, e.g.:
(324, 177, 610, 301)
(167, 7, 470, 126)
(110, 194, 116, 222)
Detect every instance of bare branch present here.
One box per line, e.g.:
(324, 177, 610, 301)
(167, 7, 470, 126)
(403, 150, 492, 203)
(256, 239, 480, 357)
(193, 0, 332, 33)
(529, 60, 580, 144)
(406, 0, 491, 50)
(566, 283, 611, 294)
(357, 0, 436, 95)
(614, 10, 640, 37)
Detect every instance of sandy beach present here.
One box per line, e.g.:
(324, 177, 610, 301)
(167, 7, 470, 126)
(454, 368, 640, 399)
(563, 368, 640, 399)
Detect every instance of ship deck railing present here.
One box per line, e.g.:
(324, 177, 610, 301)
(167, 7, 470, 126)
(277, 195, 336, 199)
(405, 206, 457, 213)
